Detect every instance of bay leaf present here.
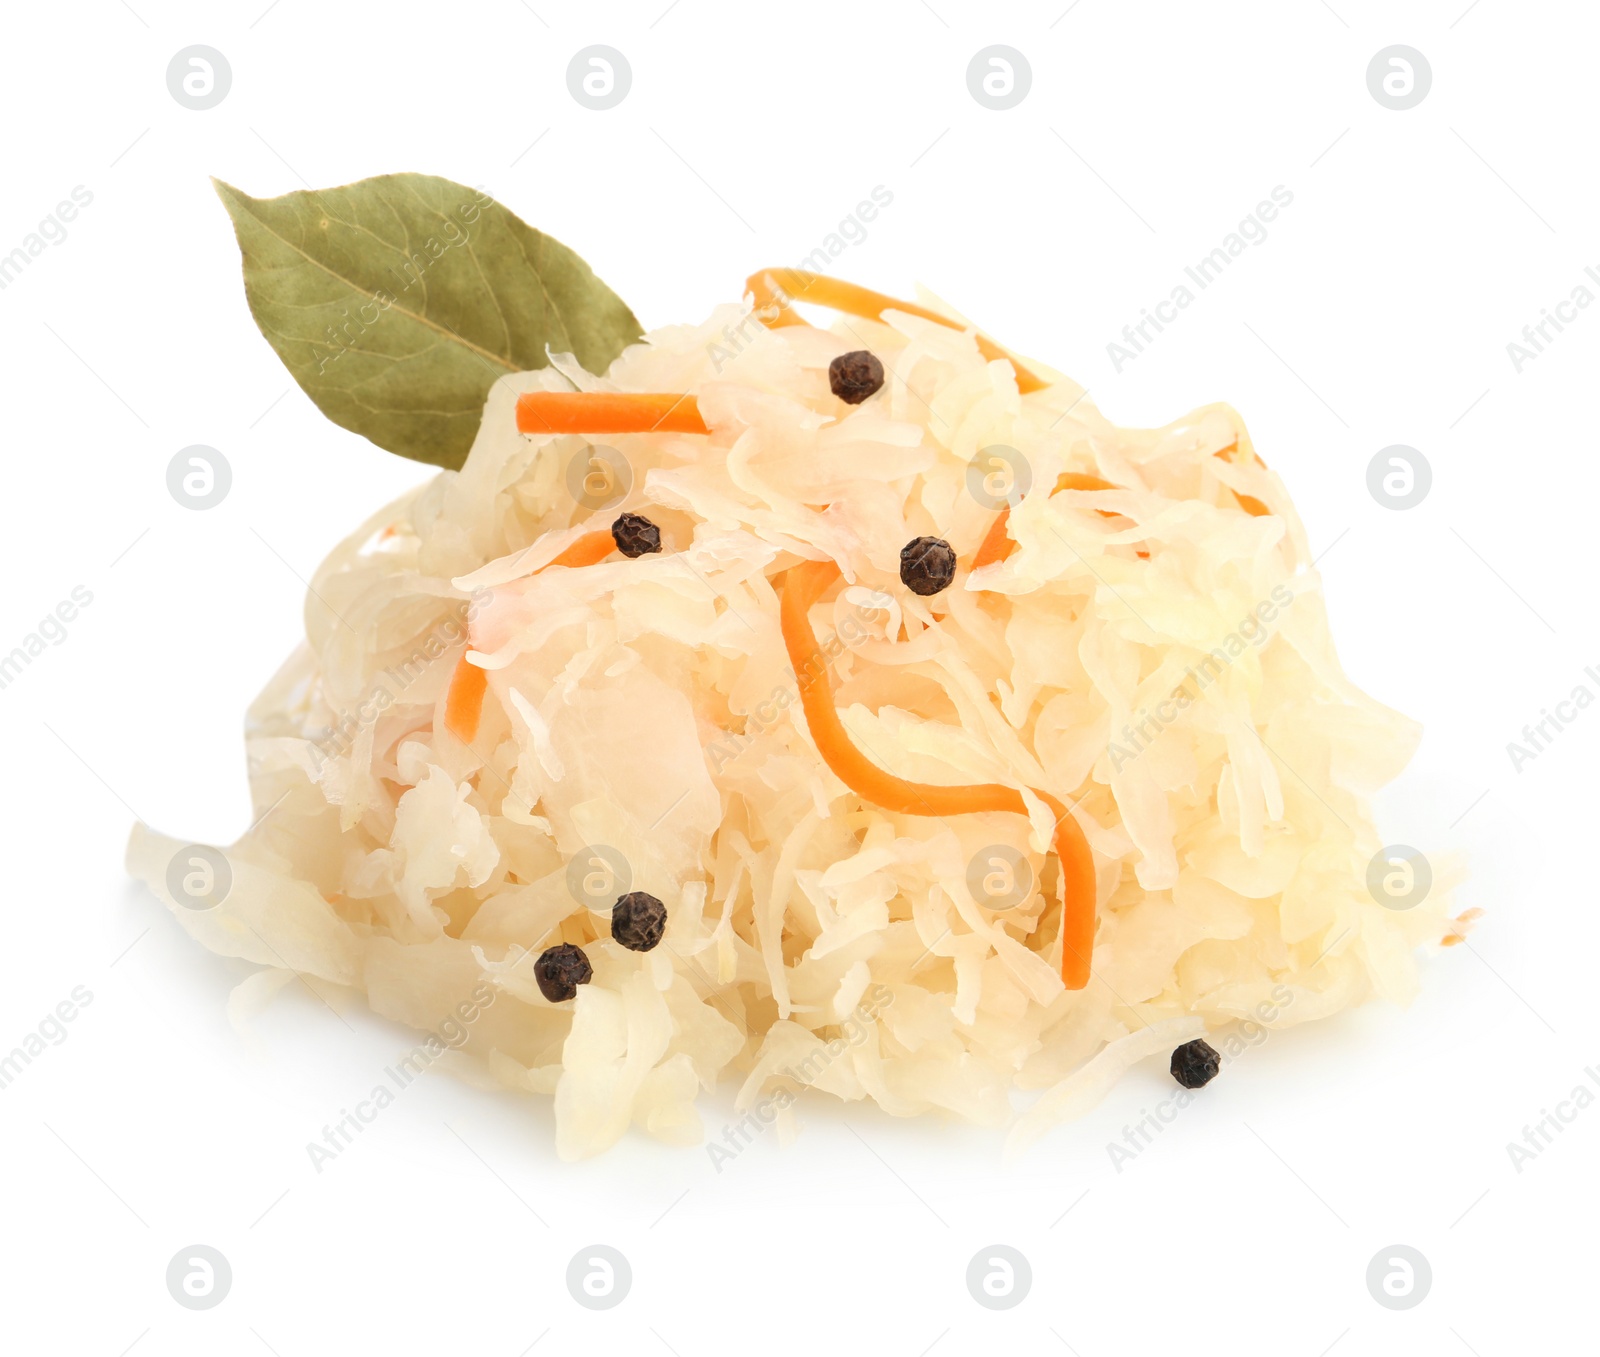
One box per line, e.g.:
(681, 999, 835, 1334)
(215, 174, 643, 469)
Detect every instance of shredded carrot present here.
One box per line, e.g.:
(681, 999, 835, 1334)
(443, 654, 489, 744)
(970, 472, 1126, 571)
(1212, 440, 1270, 517)
(745, 267, 1049, 394)
(443, 529, 616, 743)
(516, 391, 708, 436)
(970, 445, 1274, 569)
(742, 267, 1268, 518)
(781, 559, 1095, 988)
(971, 512, 1017, 572)
(1055, 472, 1118, 495)
(1441, 906, 1485, 947)
(546, 528, 616, 570)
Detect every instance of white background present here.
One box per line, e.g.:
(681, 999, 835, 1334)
(0, 2, 1593, 1354)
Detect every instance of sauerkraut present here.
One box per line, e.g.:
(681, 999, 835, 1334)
(128, 288, 1461, 1160)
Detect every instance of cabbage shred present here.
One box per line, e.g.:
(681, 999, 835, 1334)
(129, 295, 1458, 1159)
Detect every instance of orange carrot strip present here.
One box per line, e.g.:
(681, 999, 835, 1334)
(745, 266, 807, 328)
(971, 448, 1274, 568)
(972, 512, 1017, 572)
(444, 654, 489, 743)
(1214, 441, 1270, 517)
(443, 529, 616, 743)
(1441, 907, 1484, 947)
(971, 472, 1123, 570)
(546, 528, 616, 570)
(516, 391, 708, 436)
(781, 559, 1095, 988)
(1056, 472, 1118, 495)
(746, 268, 1049, 394)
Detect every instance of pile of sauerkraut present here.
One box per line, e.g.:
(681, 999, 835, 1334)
(129, 293, 1459, 1160)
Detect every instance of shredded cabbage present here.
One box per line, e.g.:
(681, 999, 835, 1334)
(128, 295, 1461, 1159)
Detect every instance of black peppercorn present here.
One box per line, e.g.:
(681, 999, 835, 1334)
(828, 350, 885, 404)
(1170, 1038, 1222, 1089)
(611, 891, 667, 952)
(899, 536, 957, 596)
(611, 512, 662, 558)
(533, 943, 593, 1002)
